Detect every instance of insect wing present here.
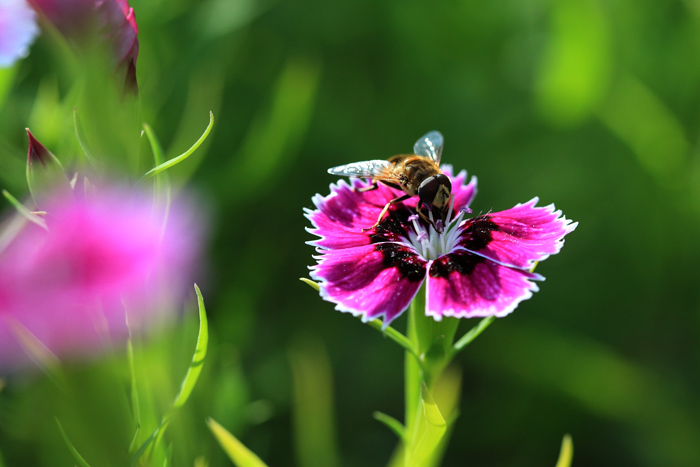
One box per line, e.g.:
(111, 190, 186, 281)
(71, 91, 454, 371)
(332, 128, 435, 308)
(413, 131, 444, 165)
(327, 159, 393, 178)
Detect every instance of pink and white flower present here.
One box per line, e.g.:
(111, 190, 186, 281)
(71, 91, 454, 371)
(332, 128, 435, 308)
(306, 166, 577, 325)
(0, 0, 39, 68)
(28, 0, 139, 89)
(0, 184, 202, 371)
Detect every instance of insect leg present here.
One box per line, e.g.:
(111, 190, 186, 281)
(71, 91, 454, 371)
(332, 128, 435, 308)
(361, 194, 412, 231)
(356, 181, 380, 193)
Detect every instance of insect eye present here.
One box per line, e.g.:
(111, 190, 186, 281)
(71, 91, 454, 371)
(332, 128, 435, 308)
(418, 174, 452, 206)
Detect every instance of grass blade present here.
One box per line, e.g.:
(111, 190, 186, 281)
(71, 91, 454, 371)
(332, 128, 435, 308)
(367, 319, 417, 358)
(555, 434, 574, 467)
(171, 284, 209, 410)
(373, 411, 406, 441)
(144, 112, 214, 177)
(55, 418, 92, 467)
(2, 190, 47, 230)
(289, 337, 340, 467)
(207, 418, 268, 467)
(131, 427, 159, 467)
(299, 277, 320, 291)
(451, 316, 495, 356)
(142, 122, 172, 237)
(131, 284, 209, 465)
(72, 107, 96, 165)
(7, 319, 64, 388)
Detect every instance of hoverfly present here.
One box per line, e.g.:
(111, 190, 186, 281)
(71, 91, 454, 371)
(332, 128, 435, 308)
(327, 131, 451, 232)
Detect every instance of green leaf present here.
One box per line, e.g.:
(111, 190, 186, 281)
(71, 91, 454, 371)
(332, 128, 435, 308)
(128, 425, 141, 454)
(7, 318, 65, 388)
(142, 122, 172, 232)
(598, 73, 687, 183)
(366, 319, 417, 358)
(131, 428, 159, 467)
(0, 210, 31, 256)
(289, 337, 340, 467)
(207, 418, 269, 467)
(0, 67, 17, 110)
(144, 112, 214, 177)
(227, 56, 321, 198)
(131, 285, 209, 465)
(126, 340, 140, 424)
(55, 418, 92, 467)
(406, 383, 447, 467)
(451, 316, 495, 357)
(2, 190, 48, 230)
(373, 411, 406, 441)
(143, 123, 166, 166)
(535, 0, 611, 126)
(25, 129, 69, 204)
(125, 310, 141, 444)
(73, 107, 96, 165)
(555, 434, 574, 467)
(299, 277, 320, 291)
(171, 284, 209, 410)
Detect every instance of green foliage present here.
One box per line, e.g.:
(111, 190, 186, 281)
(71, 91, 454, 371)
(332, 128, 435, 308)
(555, 435, 574, 467)
(207, 418, 269, 467)
(55, 419, 92, 467)
(1, 0, 700, 466)
(144, 112, 214, 178)
(1, 190, 47, 230)
(131, 285, 209, 466)
(288, 337, 340, 467)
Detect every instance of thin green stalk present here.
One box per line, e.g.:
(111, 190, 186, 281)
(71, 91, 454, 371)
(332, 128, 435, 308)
(367, 320, 418, 359)
(451, 316, 495, 358)
(404, 287, 424, 435)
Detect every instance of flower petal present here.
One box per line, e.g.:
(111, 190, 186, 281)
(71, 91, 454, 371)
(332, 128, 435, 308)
(306, 178, 409, 250)
(0, 0, 38, 68)
(307, 168, 478, 250)
(458, 197, 577, 269)
(310, 243, 426, 325)
(425, 251, 543, 319)
(440, 165, 477, 213)
(0, 186, 203, 371)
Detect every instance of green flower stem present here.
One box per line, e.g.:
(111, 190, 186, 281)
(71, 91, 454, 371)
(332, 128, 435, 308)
(405, 285, 454, 428)
(367, 320, 418, 359)
(400, 287, 463, 467)
(450, 316, 495, 358)
(405, 292, 423, 434)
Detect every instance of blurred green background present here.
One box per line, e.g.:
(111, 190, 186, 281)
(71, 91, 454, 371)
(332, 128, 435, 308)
(2, 0, 700, 465)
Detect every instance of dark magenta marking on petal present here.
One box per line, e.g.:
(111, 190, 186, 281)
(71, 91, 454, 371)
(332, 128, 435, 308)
(460, 216, 499, 251)
(429, 251, 486, 278)
(375, 243, 425, 282)
(370, 207, 415, 243)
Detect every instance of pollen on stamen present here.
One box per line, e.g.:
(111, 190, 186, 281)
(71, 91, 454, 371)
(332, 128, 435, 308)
(435, 219, 444, 233)
(402, 198, 471, 261)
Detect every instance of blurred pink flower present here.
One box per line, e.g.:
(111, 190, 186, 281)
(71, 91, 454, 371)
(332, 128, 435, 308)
(0, 185, 203, 371)
(0, 0, 39, 68)
(28, 0, 138, 89)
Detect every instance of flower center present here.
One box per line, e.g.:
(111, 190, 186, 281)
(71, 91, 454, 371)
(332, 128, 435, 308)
(401, 201, 469, 261)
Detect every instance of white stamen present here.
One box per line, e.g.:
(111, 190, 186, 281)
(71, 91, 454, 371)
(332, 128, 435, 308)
(402, 198, 469, 261)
